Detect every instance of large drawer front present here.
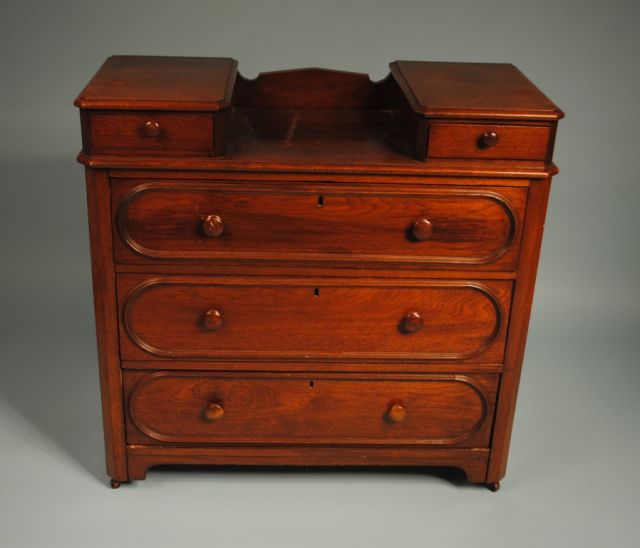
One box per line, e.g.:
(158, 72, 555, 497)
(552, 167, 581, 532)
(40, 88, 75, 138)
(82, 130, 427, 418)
(124, 371, 499, 447)
(112, 180, 526, 270)
(118, 275, 511, 362)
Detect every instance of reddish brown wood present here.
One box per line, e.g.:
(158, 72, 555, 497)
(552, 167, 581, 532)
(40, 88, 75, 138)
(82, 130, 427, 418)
(390, 61, 564, 120)
(108, 170, 537, 187)
(202, 309, 224, 331)
(387, 403, 408, 423)
(81, 153, 557, 178)
(79, 111, 92, 155)
(203, 402, 225, 422)
(201, 214, 224, 238)
(545, 121, 560, 165)
(75, 57, 561, 489)
(428, 123, 550, 161)
(228, 107, 413, 166)
(89, 111, 214, 156)
(402, 311, 424, 334)
(112, 179, 527, 270)
(388, 74, 427, 160)
(481, 131, 499, 148)
(411, 218, 434, 241)
(74, 56, 238, 111)
(117, 275, 512, 363)
(115, 263, 518, 279)
(233, 68, 387, 109)
(126, 445, 490, 483)
(84, 168, 128, 484)
(212, 109, 230, 157)
(122, 360, 505, 374)
(486, 177, 552, 485)
(142, 120, 161, 137)
(124, 371, 498, 447)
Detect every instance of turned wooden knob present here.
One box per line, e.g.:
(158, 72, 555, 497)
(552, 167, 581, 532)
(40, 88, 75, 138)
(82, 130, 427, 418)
(402, 311, 423, 333)
(202, 309, 223, 331)
(202, 214, 224, 237)
(387, 403, 407, 423)
(204, 402, 225, 422)
(411, 218, 433, 241)
(143, 120, 161, 137)
(480, 130, 499, 148)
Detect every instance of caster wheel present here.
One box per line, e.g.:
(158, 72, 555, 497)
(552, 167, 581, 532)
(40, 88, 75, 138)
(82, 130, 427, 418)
(110, 479, 122, 489)
(487, 482, 500, 492)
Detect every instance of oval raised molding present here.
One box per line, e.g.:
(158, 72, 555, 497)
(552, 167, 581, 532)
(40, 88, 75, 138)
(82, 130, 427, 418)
(128, 372, 493, 446)
(116, 182, 520, 266)
(121, 276, 506, 361)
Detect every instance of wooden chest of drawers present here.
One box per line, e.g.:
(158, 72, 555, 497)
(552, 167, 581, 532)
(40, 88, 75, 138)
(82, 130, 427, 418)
(75, 56, 562, 490)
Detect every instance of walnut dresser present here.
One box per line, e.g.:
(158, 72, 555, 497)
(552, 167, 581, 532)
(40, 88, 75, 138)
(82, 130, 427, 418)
(75, 56, 562, 490)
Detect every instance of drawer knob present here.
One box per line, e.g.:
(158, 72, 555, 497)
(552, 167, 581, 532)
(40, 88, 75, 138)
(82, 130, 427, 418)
(202, 309, 223, 331)
(480, 130, 499, 148)
(411, 218, 433, 241)
(387, 403, 407, 423)
(204, 403, 225, 422)
(202, 214, 224, 237)
(143, 120, 161, 137)
(402, 311, 423, 333)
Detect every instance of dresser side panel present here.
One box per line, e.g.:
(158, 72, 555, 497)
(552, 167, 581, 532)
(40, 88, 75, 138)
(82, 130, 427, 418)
(487, 176, 551, 483)
(85, 168, 128, 481)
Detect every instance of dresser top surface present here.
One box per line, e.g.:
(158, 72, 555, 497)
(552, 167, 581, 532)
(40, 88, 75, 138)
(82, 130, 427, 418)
(75, 56, 562, 120)
(391, 61, 563, 120)
(74, 56, 238, 110)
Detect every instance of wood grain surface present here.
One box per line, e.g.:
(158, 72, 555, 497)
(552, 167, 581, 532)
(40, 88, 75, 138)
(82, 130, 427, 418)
(112, 179, 526, 269)
(428, 123, 550, 161)
(117, 275, 512, 363)
(74, 55, 237, 110)
(89, 111, 214, 156)
(124, 371, 498, 447)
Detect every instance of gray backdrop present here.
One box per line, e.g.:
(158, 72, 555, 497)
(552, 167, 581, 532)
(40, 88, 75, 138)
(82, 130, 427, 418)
(1, 1, 638, 546)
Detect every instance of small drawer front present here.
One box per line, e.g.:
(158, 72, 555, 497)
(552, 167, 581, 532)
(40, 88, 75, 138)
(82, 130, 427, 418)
(113, 180, 526, 270)
(427, 123, 550, 161)
(124, 371, 499, 447)
(118, 275, 511, 363)
(88, 111, 214, 156)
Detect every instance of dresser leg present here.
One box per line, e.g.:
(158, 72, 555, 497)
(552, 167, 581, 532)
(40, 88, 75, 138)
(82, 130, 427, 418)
(110, 478, 123, 489)
(486, 481, 500, 492)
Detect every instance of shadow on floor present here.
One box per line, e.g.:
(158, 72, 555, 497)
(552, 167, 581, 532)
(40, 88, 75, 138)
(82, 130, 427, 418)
(0, 157, 106, 483)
